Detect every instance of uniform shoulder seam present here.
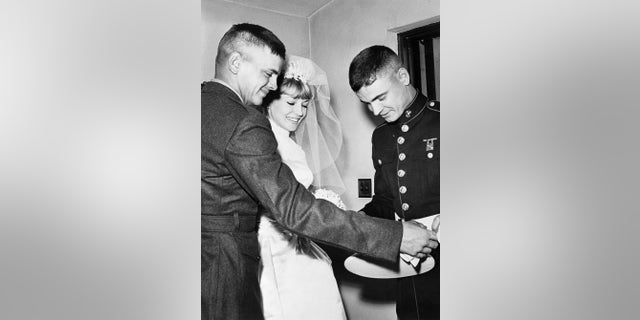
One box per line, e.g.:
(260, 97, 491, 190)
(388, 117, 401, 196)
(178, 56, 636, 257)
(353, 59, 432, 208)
(374, 122, 389, 131)
(427, 101, 440, 112)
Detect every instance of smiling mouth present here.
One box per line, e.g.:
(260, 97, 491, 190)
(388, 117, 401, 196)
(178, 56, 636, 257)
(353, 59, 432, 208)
(286, 116, 301, 123)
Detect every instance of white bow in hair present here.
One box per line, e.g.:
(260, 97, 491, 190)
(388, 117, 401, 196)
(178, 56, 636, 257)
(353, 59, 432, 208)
(283, 55, 315, 83)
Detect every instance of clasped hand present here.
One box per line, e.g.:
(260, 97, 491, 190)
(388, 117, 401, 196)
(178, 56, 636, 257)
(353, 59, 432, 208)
(399, 220, 439, 259)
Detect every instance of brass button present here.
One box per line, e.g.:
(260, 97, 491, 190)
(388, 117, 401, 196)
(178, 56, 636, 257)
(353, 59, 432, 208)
(397, 136, 405, 145)
(397, 169, 405, 177)
(399, 186, 407, 194)
(427, 152, 433, 159)
(401, 124, 409, 132)
(398, 153, 406, 161)
(378, 159, 382, 165)
(402, 203, 410, 211)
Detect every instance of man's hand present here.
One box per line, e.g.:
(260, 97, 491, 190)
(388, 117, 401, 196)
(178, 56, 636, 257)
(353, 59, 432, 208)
(399, 221, 439, 259)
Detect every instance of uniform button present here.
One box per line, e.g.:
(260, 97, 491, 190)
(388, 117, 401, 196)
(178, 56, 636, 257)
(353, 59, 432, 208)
(398, 153, 406, 161)
(397, 169, 405, 177)
(402, 203, 410, 211)
(399, 186, 407, 194)
(427, 152, 433, 159)
(378, 159, 382, 165)
(397, 136, 405, 145)
(430, 101, 435, 107)
(401, 124, 409, 132)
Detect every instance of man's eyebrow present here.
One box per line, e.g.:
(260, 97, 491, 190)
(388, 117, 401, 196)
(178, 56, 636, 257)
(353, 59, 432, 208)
(262, 68, 279, 75)
(359, 91, 387, 104)
(371, 91, 387, 102)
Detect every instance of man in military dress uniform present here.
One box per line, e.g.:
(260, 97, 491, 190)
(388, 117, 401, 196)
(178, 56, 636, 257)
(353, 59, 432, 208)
(349, 45, 440, 320)
(202, 25, 439, 320)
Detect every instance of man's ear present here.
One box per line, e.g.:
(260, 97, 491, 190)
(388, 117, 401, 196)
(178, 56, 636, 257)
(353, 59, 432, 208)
(228, 51, 242, 74)
(397, 67, 411, 86)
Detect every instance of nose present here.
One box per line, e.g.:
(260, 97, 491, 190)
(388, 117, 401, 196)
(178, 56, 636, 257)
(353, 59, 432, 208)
(293, 103, 304, 116)
(370, 103, 383, 116)
(266, 74, 278, 91)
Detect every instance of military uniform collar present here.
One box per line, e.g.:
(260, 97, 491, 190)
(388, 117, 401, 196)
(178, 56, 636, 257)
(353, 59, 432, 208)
(396, 91, 428, 130)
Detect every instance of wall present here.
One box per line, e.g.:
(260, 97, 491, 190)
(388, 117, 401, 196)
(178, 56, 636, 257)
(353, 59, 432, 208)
(309, 1, 439, 319)
(201, 0, 310, 81)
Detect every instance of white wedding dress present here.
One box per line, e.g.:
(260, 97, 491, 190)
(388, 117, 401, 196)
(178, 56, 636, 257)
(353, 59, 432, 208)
(258, 119, 347, 320)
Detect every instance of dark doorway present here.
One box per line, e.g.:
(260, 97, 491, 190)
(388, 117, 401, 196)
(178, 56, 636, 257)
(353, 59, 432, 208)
(398, 22, 440, 101)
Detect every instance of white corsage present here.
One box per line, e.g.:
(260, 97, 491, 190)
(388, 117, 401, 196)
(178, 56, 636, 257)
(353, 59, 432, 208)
(312, 188, 346, 210)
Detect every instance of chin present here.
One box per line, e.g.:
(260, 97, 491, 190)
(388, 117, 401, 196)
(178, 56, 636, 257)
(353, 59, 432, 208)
(386, 114, 401, 122)
(249, 98, 263, 106)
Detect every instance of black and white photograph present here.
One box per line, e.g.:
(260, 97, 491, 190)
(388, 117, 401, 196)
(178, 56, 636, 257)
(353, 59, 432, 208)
(201, 0, 440, 319)
(4, 0, 640, 319)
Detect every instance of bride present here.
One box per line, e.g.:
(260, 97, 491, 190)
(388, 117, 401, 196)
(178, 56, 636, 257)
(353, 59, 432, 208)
(258, 55, 347, 320)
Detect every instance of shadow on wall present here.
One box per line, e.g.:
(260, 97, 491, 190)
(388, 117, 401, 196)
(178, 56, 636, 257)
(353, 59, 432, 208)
(322, 245, 397, 302)
(361, 101, 385, 127)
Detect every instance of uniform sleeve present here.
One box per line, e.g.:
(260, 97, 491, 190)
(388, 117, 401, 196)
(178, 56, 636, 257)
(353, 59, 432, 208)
(224, 113, 402, 263)
(361, 163, 396, 220)
(361, 136, 397, 220)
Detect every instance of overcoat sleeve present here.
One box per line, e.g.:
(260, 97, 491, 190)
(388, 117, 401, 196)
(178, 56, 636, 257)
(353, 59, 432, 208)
(225, 112, 402, 263)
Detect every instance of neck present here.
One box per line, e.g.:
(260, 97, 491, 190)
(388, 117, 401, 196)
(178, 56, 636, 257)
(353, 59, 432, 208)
(401, 86, 418, 111)
(215, 72, 244, 103)
(268, 117, 293, 137)
(215, 73, 236, 90)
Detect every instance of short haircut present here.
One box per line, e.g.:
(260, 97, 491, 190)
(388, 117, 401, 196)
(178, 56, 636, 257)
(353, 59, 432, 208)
(348, 45, 403, 92)
(215, 23, 286, 66)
